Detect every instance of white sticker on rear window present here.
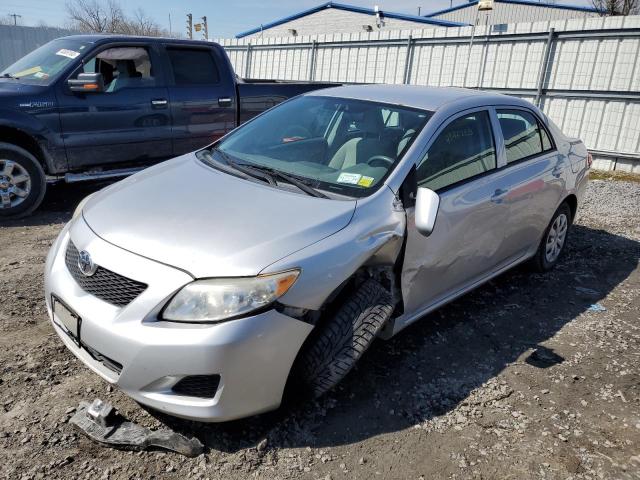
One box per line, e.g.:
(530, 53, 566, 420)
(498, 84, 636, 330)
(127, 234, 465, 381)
(56, 48, 80, 59)
(337, 172, 362, 185)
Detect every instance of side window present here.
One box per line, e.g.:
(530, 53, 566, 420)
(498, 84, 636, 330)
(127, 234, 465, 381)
(497, 109, 552, 163)
(167, 48, 220, 85)
(78, 47, 155, 93)
(416, 111, 496, 191)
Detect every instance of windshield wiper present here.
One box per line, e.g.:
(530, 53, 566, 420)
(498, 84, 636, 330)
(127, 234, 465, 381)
(2, 73, 18, 80)
(215, 149, 328, 198)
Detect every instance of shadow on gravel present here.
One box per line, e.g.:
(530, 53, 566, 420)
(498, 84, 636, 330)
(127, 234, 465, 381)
(147, 224, 640, 454)
(0, 181, 109, 227)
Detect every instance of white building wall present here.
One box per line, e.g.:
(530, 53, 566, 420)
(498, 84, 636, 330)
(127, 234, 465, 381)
(241, 8, 442, 39)
(430, 2, 599, 25)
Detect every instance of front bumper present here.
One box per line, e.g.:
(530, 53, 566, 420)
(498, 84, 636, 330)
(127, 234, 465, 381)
(44, 217, 313, 422)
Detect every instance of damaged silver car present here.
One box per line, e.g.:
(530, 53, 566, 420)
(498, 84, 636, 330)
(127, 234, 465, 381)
(44, 85, 590, 422)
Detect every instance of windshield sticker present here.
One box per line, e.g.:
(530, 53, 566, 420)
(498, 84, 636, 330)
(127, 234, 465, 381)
(56, 48, 80, 59)
(337, 172, 362, 185)
(13, 66, 42, 77)
(357, 176, 375, 188)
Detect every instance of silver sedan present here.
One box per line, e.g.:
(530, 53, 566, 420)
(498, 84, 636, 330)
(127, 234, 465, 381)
(44, 85, 590, 422)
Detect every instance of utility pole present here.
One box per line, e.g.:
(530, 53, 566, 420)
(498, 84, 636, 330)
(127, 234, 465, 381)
(186, 13, 193, 39)
(201, 16, 208, 40)
(9, 13, 22, 26)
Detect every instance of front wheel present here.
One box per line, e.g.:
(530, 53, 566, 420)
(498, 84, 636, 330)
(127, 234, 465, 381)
(0, 143, 46, 219)
(296, 278, 394, 398)
(531, 202, 572, 272)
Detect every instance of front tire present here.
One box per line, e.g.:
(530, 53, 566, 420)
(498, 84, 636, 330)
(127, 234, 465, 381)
(297, 278, 394, 398)
(531, 202, 572, 272)
(0, 143, 46, 219)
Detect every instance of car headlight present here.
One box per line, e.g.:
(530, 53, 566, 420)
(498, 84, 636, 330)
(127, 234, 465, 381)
(162, 269, 300, 323)
(72, 193, 95, 221)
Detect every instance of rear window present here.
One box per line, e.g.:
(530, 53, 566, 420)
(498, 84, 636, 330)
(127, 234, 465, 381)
(167, 48, 220, 85)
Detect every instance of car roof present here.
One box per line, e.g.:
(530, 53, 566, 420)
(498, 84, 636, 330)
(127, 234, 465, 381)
(57, 34, 214, 47)
(308, 84, 532, 112)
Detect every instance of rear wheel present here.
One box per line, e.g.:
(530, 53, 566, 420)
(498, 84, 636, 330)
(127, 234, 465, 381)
(296, 278, 394, 398)
(531, 202, 572, 272)
(0, 143, 46, 219)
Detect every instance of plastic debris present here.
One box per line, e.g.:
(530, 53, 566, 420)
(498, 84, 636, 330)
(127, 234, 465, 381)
(588, 303, 607, 312)
(69, 399, 204, 457)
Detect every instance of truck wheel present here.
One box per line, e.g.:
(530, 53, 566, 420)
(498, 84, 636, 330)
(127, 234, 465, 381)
(0, 143, 46, 219)
(530, 202, 572, 272)
(297, 278, 394, 398)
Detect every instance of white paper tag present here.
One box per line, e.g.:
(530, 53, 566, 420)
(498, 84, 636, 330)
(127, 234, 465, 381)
(336, 172, 362, 185)
(56, 48, 80, 59)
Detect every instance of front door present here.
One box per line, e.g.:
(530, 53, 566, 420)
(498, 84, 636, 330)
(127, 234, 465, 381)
(401, 109, 512, 317)
(57, 44, 172, 169)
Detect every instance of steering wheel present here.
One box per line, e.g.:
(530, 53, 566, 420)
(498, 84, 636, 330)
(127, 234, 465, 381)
(366, 155, 394, 168)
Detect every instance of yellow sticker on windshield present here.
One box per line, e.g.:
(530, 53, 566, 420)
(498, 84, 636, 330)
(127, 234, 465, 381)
(13, 66, 42, 78)
(358, 176, 374, 187)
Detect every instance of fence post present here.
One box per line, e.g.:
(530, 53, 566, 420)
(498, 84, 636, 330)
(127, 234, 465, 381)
(308, 40, 318, 81)
(535, 28, 556, 108)
(403, 35, 414, 84)
(244, 43, 253, 78)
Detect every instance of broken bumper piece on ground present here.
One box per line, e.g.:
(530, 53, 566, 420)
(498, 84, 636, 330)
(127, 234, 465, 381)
(69, 399, 204, 457)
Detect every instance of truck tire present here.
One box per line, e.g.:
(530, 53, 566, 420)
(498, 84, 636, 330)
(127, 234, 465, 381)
(0, 143, 46, 219)
(297, 278, 394, 398)
(530, 202, 572, 272)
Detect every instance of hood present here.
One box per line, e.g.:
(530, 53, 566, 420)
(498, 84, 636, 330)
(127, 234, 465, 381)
(0, 80, 47, 97)
(83, 155, 357, 278)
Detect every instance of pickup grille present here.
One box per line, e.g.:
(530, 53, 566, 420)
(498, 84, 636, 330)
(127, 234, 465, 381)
(65, 242, 147, 307)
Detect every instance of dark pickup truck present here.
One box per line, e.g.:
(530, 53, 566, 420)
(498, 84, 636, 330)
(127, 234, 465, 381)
(0, 35, 334, 218)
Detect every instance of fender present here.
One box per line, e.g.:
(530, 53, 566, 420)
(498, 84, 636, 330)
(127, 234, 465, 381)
(0, 106, 67, 174)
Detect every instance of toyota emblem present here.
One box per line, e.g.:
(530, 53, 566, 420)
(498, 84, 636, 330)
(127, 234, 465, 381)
(78, 250, 97, 277)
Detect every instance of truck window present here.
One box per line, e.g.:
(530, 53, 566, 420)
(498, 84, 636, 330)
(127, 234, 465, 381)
(78, 47, 155, 93)
(167, 48, 220, 85)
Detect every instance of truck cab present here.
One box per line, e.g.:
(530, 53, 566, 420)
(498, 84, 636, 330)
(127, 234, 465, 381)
(0, 35, 332, 218)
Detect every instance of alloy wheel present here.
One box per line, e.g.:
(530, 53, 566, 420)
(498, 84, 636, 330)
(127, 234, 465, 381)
(0, 159, 32, 209)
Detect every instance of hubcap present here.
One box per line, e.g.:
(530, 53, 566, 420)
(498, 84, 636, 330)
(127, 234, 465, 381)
(545, 213, 568, 263)
(0, 160, 31, 209)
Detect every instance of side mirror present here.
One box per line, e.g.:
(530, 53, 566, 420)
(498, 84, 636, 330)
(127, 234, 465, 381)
(68, 72, 104, 93)
(414, 187, 440, 237)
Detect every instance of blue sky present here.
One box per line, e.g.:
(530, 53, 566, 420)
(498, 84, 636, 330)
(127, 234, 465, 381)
(3, 0, 593, 38)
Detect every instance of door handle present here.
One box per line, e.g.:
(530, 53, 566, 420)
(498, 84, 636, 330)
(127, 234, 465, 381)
(218, 97, 232, 107)
(151, 99, 168, 108)
(552, 165, 563, 178)
(490, 188, 509, 203)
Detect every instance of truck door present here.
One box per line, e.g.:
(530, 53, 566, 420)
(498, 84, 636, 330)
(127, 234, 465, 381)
(57, 44, 172, 169)
(163, 45, 236, 155)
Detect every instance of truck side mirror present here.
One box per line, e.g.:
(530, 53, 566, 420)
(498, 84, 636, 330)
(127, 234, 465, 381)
(414, 186, 440, 237)
(68, 73, 105, 93)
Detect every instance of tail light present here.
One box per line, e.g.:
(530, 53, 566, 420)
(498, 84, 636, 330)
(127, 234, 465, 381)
(587, 152, 593, 169)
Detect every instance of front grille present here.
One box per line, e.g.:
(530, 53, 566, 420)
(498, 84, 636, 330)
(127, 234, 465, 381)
(172, 375, 221, 399)
(65, 241, 147, 307)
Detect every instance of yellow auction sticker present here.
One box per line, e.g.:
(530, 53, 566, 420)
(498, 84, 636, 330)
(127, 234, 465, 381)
(358, 176, 374, 187)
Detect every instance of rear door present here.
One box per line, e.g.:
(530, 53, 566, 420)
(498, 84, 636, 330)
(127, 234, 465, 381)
(402, 109, 513, 317)
(163, 45, 236, 155)
(492, 107, 565, 260)
(57, 43, 172, 169)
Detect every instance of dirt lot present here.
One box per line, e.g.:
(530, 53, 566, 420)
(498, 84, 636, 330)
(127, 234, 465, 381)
(1, 177, 639, 480)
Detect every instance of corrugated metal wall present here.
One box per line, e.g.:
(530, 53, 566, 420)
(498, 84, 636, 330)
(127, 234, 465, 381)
(0, 25, 76, 70)
(218, 15, 640, 172)
(428, 2, 599, 26)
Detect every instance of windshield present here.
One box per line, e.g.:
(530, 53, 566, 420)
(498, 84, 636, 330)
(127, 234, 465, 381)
(207, 95, 432, 198)
(1, 38, 90, 85)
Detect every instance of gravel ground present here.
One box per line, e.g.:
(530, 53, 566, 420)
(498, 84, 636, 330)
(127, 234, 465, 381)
(0, 177, 639, 480)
